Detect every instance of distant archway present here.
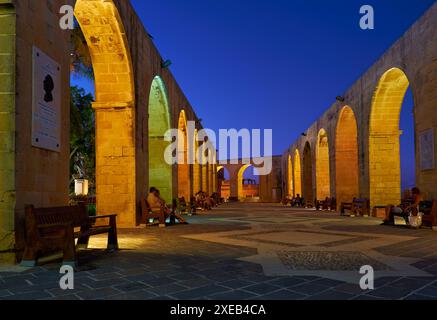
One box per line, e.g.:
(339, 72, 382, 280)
(287, 155, 293, 196)
(316, 129, 331, 200)
(238, 165, 260, 201)
(178, 110, 191, 200)
(336, 106, 359, 205)
(369, 68, 411, 207)
(148, 76, 172, 202)
(294, 150, 302, 197)
(303, 142, 314, 205)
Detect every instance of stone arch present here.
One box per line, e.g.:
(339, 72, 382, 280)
(303, 142, 314, 205)
(369, 67, 410, 207)
(287, 155, 293, 197)
(73, 0, 136, 226)
(178, 110, 191, 200)
(148, 76, 172, 202)
(316, 129, 331, 200)
(335, 106, 359, 206)
(74, 0, 134, 107)
(294, 149, 302, 197)
(238, 164, 253, 200)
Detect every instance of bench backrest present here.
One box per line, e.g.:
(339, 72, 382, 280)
(353, 198, 369, 207)
(25, 205, 89, 229)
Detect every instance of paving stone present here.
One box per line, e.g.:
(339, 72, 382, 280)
(267, 277, 307, 288)
(209, 290, 258, 300)
(404, 294, 437, 300)
(170, 285, 230, 300)
(306, 289, 355, 300)
(148, 284, 190, 296)
(257, 289, 306, 300)
(367, 286, 412, 299)
(219, 279, 255, 289)
(389, 277, 430, 290)
(290, 282, 331, 295)
(2, 290, 53, 300)
(416, 285, 437, 298)
(242, 283, 282, 295)
(76, 287, 121, 300)
(105, 290, 158, 300)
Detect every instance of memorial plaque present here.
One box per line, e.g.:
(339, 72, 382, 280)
(32, 47, 61, 152)
(419, 128, 435, 170)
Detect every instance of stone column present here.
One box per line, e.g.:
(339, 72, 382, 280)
(0, 1, 16, 262)
(94, 105, 137, 227)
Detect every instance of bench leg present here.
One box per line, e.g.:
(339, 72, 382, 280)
(107, 216, 119, 250)
(63, 228, 77, 266)
(20, 246, 39, 267)
(77, 226, 90, 250)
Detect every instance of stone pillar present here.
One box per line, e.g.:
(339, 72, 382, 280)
(94, 105, 137, 227)
(0, 1, 15, 261)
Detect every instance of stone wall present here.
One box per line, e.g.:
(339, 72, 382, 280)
(284, 3, 437, 208)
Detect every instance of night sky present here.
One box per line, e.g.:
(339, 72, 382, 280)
(72, 0, 435, 189)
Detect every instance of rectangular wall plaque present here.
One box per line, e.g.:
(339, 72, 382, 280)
(419, 128, 435, 171)
(32, 46, 61, 152)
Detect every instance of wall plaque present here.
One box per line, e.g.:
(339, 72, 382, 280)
(32, 46, 61, 152)
(419, 128, 435, 171)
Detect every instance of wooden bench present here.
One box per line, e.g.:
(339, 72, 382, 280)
(21, 205, 118, 267)
(341, 198, 370, 216)
(140, 198, 167, 227)
(422, 200, 437, 228)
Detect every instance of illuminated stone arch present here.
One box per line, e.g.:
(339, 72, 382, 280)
(73, 0, 136, 226)
(238, 164, 252, 200)
(287, 155, 293, 197)
(316, 129, 331, 200)
(74, 0, 134, 107)
(335, 106, 359, 206)
(302, 142, 314, 205)
(294, 149, 302, 197)
(148, 76, 172, 203)
(369, 68, 410, 207)
(178, 110, 191, 200)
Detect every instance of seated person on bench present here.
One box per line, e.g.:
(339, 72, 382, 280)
(292, 194, 304, 207)
(383, 187, 423, 225)
(147, 187, 188, 224)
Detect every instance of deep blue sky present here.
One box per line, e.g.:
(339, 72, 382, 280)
(73, 0, 435, 189)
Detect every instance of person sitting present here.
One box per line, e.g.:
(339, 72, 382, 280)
(147, 187, 188, 225)
(293, 194, 304, 207)
(383, 187, 423, 225)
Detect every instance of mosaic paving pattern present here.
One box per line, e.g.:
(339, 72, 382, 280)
(277, 251, 393, 271)
(2, 203, 437, 300)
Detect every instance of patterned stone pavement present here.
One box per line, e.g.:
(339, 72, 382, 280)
(1, 203, 437, 300)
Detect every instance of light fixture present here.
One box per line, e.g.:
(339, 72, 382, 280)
(161, 60, 172, 69)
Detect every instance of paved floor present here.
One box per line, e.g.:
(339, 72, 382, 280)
(2, 203, 437, 300)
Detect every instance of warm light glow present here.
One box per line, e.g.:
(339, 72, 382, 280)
(369, 68, 410, 207)
(238, 164, 251, 200)
(178, 110, 191, 199)
(316, 129, 331, 200)
(336, 106, 359, 206)
(148, 76, 173, 202)
(294, 149, 302, 197)
(74, 0, 134, 108)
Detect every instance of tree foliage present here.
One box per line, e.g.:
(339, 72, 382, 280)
(70, 86, 95, 192)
